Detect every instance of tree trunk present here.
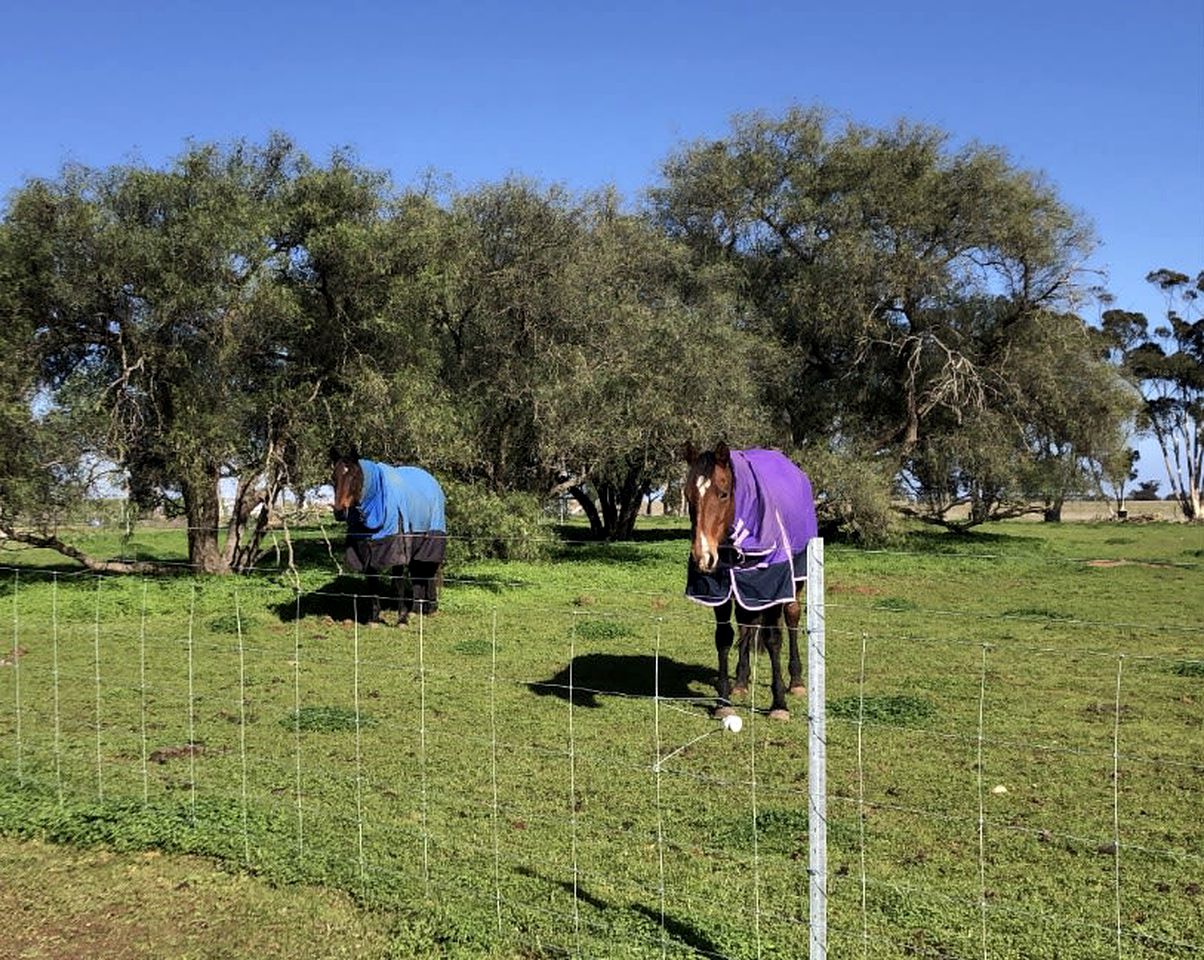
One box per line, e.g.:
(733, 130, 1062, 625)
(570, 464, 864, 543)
(571, 468, 650, 541)
(613, 467, 647, 540)
(182, 465, 229, 573)
(0, 525, 179, 575)
(568, 485, 605, 539)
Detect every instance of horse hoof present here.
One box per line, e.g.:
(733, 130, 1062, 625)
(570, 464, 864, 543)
(731, 685, 748, 698)
(789, 684, 807, 697)
(768, 709, 790, 721)
(714, 705, 736, 719)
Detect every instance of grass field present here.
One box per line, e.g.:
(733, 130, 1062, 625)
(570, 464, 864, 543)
(0, 519, 1201, 959)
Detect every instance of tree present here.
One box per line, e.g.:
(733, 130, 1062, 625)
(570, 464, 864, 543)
(0, 138, 430, 571)
(1010, 310, 1139, 522)
(422, 181, 767, 539)
(1130, 479, 1161, 501)
(1103, 269, 1203, 520)
(1095, 445, 1140, 516)
(653, 106, 1107, 533)
(540, 194, 768, 538)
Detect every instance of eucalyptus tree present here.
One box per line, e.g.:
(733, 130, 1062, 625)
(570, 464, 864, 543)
(1103, 268, 1203, 520)
(419, 180, 767, 539)
(539, 192, 768, 539)
(0, 137, 424, 571)
(425, 178, 585, 494)
(1010, 310, 1139, 522)
(652, 106, 1104, 531)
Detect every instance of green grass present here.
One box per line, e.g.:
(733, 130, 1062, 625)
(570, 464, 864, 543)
(1, 519, 1202, 958)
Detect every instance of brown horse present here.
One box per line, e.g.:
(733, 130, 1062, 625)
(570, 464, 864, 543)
(331, 449, 447, 625)
(684, 443, 816, 719)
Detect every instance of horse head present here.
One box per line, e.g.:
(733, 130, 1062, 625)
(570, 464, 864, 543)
(329, 447, 363, 522)
(684, 441, 736, 575)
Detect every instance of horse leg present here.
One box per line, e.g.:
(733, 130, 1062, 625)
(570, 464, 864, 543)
(732, 604, 755, 697)
(764, 611, 790, 719)
(367, 572, 383, 624)
(713, 600, 735, 717)
(396, 565, 413, 626)
(410, 560, 440, 616)
(785, 593, 806, 696)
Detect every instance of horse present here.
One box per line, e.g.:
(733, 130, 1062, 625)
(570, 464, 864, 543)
(330, 449, 447, 626)
(684, 442, 817, 720)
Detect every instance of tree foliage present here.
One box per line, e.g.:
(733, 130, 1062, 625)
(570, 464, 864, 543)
(0, 111, 1161, 569)
(1103, 268, 1204, 520)
(653, 106, 1126, 531)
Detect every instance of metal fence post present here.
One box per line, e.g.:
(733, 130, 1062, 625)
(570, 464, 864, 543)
(807, 537, 827, 959)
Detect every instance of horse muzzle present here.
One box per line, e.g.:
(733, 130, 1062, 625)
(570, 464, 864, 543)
(693, 535, 720, 574)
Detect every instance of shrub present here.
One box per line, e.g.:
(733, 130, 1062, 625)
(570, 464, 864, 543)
(800, 447, 897, 546)
(442, 480, 551, 563)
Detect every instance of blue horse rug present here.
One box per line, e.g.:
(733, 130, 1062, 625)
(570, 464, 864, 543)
(686, 449, 817, 610)
(344, 459, 447, 572)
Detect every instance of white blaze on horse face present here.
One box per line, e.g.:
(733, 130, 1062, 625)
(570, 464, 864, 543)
(692, 474, 720, 573)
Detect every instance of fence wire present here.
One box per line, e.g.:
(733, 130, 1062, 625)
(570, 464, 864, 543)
(1, 536, 1201, 959)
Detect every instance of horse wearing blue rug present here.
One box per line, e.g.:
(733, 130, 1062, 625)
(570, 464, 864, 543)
(684, 443, 817, 719)
(331, 449, 447, 625)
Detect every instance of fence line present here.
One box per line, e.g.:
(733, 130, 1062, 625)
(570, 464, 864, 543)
(490, 608, 503, 934)
(12, 658, 1204, 796)
(806, 537, 827, 960)
(11, 571, 21, 785)
(975, 643, 989, 960)
(236, 589, 250, 866)
(2, 541, 1201, 959)
(1112, 655, 1125, 960)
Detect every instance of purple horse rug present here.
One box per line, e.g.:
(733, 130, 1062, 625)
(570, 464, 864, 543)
(686, 449, 817, 610)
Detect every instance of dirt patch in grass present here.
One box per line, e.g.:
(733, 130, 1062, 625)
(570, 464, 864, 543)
(0, 837, 391, 960)
(828, 582, 884, 596)
(1083, 559, 1180, 569)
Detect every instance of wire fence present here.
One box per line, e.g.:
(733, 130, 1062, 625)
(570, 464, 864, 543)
(0, 536, 1202, 958)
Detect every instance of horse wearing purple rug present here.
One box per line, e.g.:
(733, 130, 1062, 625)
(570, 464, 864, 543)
(684, 443, 817, 719)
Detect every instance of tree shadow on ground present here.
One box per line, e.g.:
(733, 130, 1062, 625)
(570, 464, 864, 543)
(527, 653, 715, 709)
(274, 572, 518, 624)
(515, 867, 725, 960)
(898, 527, 1041, 554)
(552, 542, 656, 565)
(551, 523, 690, 544)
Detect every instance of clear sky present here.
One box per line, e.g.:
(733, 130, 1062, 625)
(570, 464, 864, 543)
(4, 0, 1201, 485)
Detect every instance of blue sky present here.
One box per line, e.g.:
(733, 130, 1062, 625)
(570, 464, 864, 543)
(4, 0, 1201, 485)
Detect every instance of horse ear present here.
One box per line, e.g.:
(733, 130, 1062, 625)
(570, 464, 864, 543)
(682, 442, 698, 465)
(328, 447, 342, 466)
(347, 444, 360, 462)
(714, 441, 731, 466)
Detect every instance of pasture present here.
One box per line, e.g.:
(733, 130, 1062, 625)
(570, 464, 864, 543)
(1, 519, 1201, 959)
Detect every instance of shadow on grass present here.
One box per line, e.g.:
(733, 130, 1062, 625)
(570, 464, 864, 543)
(553, 523, 690, 544)
(274, 575, 391, 623)
(516, 867, 725, 960)
(527, 653, 714, 708)
(274, 572, 519, 623)
(552, 542, 653, 564)
(550, 523, 689, 561)
(895, 527, 1042, 555)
